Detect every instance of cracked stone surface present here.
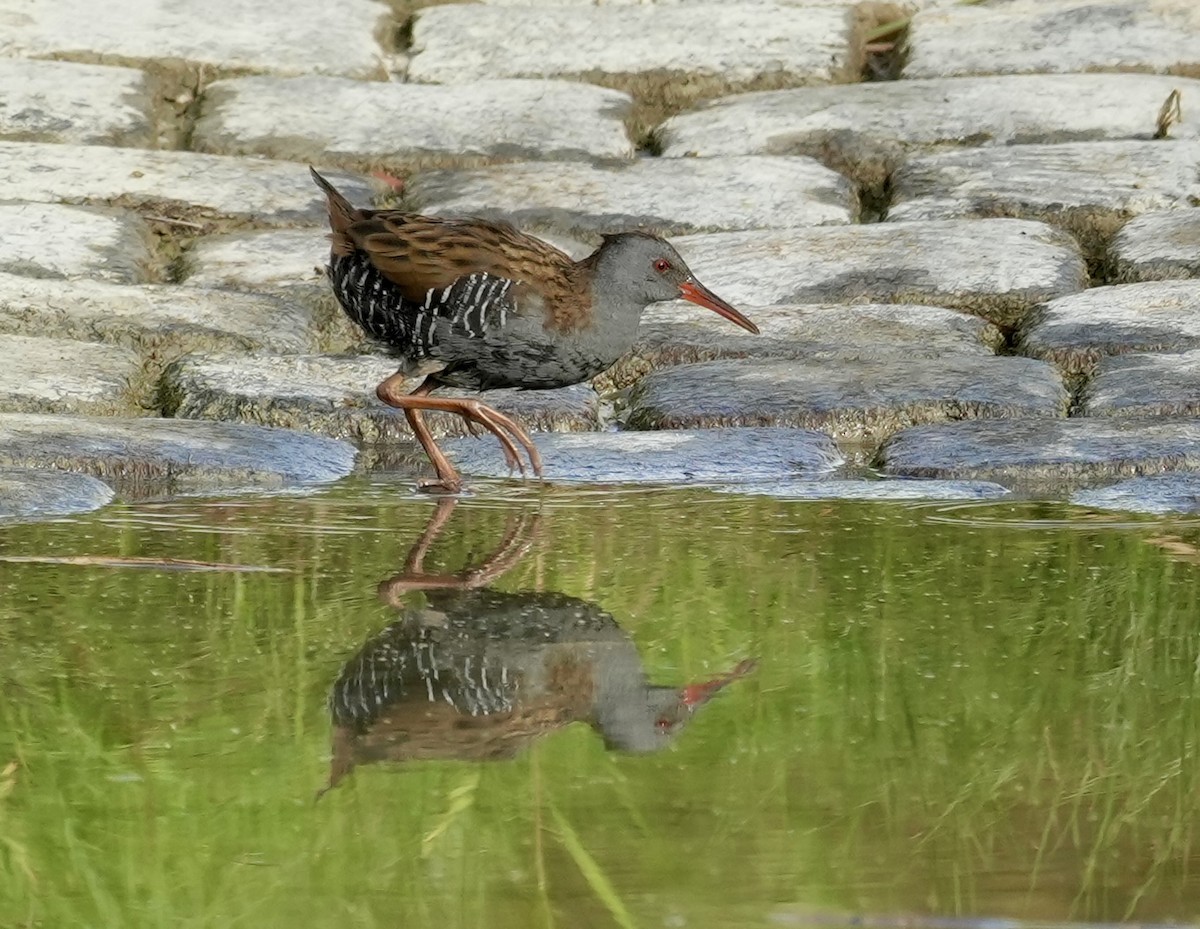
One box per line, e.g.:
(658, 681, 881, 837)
(879, 417, 1200, 483)
(444, 427, 844, 484)
(1072, 473, 1200, 514)
(0, 413, 357, 496)
(409, 5, 860, 89)
(1079, 351, 1200, 418)
(0, 203, 153, 283)
(671, 219, 1086, 329)
(160, 352, 602, 443)
(194, 77, 635, 165)
(0, 0, 388, 78)
(1112, 210, 1200, 283)
(0, 59, 156, 147)
(0, 467, 115, 521)
(1018, 281, 1200, 374)
(0, 334, 141, 416)
(625, 356, 1067, 439)
(406, 157, 856, 237)
(660, 74, 1200, 188)
(0, 143, 372, 225)
(906, 0, 1200, 80)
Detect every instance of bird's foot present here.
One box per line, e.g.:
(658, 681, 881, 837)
(456, 401, 544, 478)
(416, 477, 466, 495)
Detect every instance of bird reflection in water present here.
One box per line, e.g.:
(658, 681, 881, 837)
(322, 500, 756, 793)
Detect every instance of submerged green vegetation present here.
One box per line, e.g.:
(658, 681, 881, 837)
(1, 480, 1198, 928)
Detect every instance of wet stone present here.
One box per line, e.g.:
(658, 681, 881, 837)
(194, 77, 634, 165)
(626, 356, 1067, 440)
(660, 74, 1200, 188)
(888, 141, 1200, 260)
(0, 274, 315, 364)
(0, 335, 141, 416)
(0, 59, 155, 147)
(160, 352, 602, 444)
(0, 0, 387, 78)
(1079, 351, 1200, 418)
(409, 5, 860, 90)
(715, 478, 1011, 502)
(673, 219, 1086, 329)
(0, 203, 152, 283)
(1072, 473, 1200, 514)
(1112, 210, 1200, 283)
(601, 302, 1004, 390)
(406, 157, 856, 237)
(906, 0, 1200, 80)
(0, 144, 371, 226)
(0, 413, 357, 496)
(0, 467, 115, 521)
(879, 418, 1200, 484)
(444, 427, 844, 484)
(1018, 281, 1200, 375)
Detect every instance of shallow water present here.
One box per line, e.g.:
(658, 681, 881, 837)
(2, 479, 1199, 928)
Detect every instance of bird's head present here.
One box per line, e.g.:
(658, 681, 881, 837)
(595, 233, 759, 334)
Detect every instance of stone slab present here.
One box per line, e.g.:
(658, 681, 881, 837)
(0, 0, 387, 78)
(1112, 210, 1200, 283)
(0, 467, 115, 521)
(714, 478, 1011, 501)
(602, 302, 1004, 390)
(0, 334, 141, 416)
(673, 219, 1086, 329)
(660, 74, 1200, 188)
(0, 143, 372, 226)
(1072, 474, 1200, 514)
(409, 5, 859, 89)
(183, 228, 329, 289)
(0, 59, 155, 147)
(194, 77, 635, 165)
(1018, 281, 1200, 374)
(626, 356, 1067, 439)
(407, 156, 855, 237)
(0, 274, 316, 363)
(0, 203, 152, 283)
(888, 141, 1200, 257)
(444, 427, 843, 484)
(160, 352, 602, 444)
(906, 0, 1200, 80)
(879, 418, 1200, 483)
(0, 414, 357, 495)
(1079, 350, 1200, 418)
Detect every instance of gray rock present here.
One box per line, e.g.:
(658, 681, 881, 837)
(659, 74, 1200, 187)
(0, 273, 316, 366)
(888, 141, 1200, 260)
(409, 5, 859, 90)
(444, 427, 843, 483)
(0, 413, 356, 495)
(0, 143, 371, 226)
(0, 467, 115, 521)
(1079, 350, 1200, 418)
(626, 356, 1067, 439)
(672, 219, 1086, 329)
(906, 0, 1200, 80)
(160, 352, 602, 444)
(184, 228, 329, 290)
(1018, 281, 1200, 374)
(0, 0, 388, 78)
(194, 77, 634, 165)
(0, 334, 141, 416)
(0, 59, 155, 147)
(1112, 210, 1200, 283)
(714, 478, 1011, 501)
(0, 203, 152, 283)
(879, 417, 1200, 483)
(602, 301, 1004, 389)
(1071, 473, 1200, 514)
(406, 157, 856, 237)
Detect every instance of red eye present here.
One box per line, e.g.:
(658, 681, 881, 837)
(654, 258, 671, 272)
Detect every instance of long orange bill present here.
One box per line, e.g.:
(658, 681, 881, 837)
(679, 280, 760, 334)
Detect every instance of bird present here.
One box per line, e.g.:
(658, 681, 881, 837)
(310, 167, 760, 492)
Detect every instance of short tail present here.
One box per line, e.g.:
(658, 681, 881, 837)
(309, 166, 359, 240)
